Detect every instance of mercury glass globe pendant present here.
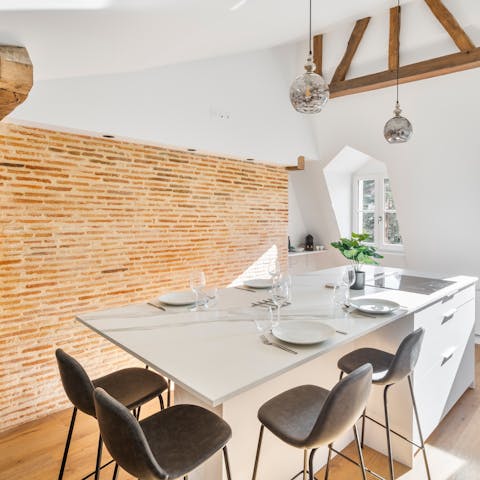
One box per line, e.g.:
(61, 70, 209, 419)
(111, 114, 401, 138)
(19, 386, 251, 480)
(383, 0, 412, 143)
(384, 101, 413, 143)
(290, 0, 329, 114)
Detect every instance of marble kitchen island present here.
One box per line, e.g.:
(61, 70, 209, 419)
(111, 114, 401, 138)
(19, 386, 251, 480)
(77, 267, 477, 479)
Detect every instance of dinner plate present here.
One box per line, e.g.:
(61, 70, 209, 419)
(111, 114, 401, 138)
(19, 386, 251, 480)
(244, 278, 272, 289)
(350, 298, 400, 315)
(158, 291, 196, 306)
(272, 320, 335, 345)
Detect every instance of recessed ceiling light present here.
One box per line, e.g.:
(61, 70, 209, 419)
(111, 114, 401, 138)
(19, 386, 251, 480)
(187, 148, 197, 152)
(246, 158, 255, 162)
(102, 134, 115, 139)
(0, 0, 111, 10)
(230, 0, 248, 12)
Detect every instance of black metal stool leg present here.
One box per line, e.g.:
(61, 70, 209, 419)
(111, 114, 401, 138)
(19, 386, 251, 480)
(251, 425, 264, 480)
(324, 445, 332, 480)
(58, 407, 78, 480)
(303, 449, 308, 480)
(339, 371, 344, 381)
(353, 424, 368, 480)
(408, 376, 432, 480)
(383, 385, 395, 480)
(167, 379, 172, 407)
(360, 408, 366, 448)
(111, 463, 119, 480)
(135, 406, 141, 419)
(308, 448, 317, 480)
(159, 394, 165, 410)
(223, 446, 232, 480)
(94, 434, 103, 480)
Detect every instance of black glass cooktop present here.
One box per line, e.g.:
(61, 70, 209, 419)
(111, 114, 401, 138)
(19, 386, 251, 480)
(366, 274, 455, 295)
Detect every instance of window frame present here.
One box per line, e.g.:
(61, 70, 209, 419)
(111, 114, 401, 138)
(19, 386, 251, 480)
(352, 174, 404, 253)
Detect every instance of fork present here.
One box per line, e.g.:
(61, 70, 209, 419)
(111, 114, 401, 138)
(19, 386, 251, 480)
(260, 334, 298, 354)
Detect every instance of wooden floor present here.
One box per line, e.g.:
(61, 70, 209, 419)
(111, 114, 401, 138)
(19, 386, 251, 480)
(1, 346, 478, 480)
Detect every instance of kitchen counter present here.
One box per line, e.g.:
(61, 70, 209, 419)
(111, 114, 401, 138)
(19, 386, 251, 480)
(77, 266, 477, 479)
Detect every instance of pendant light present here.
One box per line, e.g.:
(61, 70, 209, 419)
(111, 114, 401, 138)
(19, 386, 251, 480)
(384, 0, 412, 143)
(290, 0, 329, 114)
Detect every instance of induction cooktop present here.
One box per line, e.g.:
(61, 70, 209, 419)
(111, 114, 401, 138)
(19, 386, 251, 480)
(366, 274, 455, 295)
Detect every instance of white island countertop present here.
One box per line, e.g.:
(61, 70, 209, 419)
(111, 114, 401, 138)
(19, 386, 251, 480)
(77, 266, 477, 407)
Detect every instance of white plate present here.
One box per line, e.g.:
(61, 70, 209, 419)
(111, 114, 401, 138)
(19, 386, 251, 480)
(350, 298, 400, 315)
(244, 278, 272, 289)
(158, 291, 196, 306)
(272, 320, 335, 345)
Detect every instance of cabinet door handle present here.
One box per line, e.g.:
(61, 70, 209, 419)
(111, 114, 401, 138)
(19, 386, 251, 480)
(441, 346, 457, 366)
(441, 308, 457, 324)
(441, 292, 458, 303)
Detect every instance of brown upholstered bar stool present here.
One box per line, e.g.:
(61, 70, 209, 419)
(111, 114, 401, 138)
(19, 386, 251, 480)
(55, 349, 168, 480)
(337, 327, 431, 480)
(251, 364, 373, 480)
(93, 387, 233, 480)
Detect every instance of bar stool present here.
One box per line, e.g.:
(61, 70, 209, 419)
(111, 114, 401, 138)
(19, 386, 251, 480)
(55, 349, 169, 480)
(251, 364, 373, 480)
(93, 387, 233, 480)
(337, 327, 431, 480)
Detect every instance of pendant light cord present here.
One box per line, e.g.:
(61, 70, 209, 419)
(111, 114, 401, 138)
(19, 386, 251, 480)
(309, 0, 312, 55)
(396, 0, 400, 104)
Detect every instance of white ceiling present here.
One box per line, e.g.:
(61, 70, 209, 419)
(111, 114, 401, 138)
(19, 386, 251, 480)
(0, 0, 413, 80)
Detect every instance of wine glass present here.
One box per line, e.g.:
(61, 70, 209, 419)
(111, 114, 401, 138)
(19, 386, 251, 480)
(268, 259, 281, 281)
(271, 273, 291, 327)
(190, 271, 206, 311)
(341, 266, 356, 306)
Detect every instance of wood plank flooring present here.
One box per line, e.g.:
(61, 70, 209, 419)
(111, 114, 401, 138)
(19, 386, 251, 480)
(0, 346, 478, 480)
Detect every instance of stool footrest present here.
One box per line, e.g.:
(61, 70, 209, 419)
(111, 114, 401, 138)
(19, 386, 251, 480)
(330, 447, 386, 480)
(364, 414, 424, 450)
(80, 459, 115, 480)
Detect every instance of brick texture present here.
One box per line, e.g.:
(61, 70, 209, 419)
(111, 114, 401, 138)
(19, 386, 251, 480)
(0, 123, 288, 432)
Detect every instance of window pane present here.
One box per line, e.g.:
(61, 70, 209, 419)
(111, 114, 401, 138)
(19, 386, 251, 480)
(359, 179, 375, 211)
(359, 212, 375, 242)
(384, 212, 402, 244)
(384, 178, 396, 210)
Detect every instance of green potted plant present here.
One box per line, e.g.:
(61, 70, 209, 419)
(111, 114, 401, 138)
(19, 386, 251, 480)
(331, 232, 383, 289)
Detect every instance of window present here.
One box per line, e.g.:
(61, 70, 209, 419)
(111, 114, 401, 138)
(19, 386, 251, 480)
(353, 175, 403, 251)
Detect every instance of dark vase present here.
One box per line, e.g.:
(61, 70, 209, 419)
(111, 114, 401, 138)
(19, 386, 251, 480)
(351, 270, 365, 290)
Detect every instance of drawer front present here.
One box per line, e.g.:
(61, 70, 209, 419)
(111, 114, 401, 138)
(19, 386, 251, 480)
(413, 300, 475, 439)
(414, 287, 475, 375)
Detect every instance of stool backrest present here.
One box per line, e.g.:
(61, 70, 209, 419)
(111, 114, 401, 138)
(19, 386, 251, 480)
(383, 327, 425, 385)
(306, 364, 372, 448)
(55, 348, 96, 416)
(94, 387, 167, 480)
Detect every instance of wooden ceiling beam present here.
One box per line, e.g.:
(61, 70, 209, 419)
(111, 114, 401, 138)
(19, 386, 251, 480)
(389, 6, 401, 71)
(286, 156, 305, 171)
(0, 46, 33, 120)
(424, 0, 474, 52)
(331, 17, 371, 83)
(329, 47, 480, 98)
(313, 34, 323, 77)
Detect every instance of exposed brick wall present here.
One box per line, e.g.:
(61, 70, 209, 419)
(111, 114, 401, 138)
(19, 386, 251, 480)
(0, 123, 288, 432)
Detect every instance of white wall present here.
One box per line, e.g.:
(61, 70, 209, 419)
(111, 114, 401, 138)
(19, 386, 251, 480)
(12, 45, 318, 166)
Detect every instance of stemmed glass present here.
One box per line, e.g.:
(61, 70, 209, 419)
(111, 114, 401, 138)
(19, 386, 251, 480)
(268, 259, 281, 283)
(271, 273, 291, 327)
(190, 271, 206, 311)
(341, 266, 356, 306)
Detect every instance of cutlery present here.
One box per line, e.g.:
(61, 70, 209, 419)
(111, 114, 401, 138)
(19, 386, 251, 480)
(147, 302, 166, 311)
(260, 334, 298, 354)
(342, 305, 376, 318)
(252, 300, 291, 308)
(335, 329, 348, 335)
(235, 286, 257, 293)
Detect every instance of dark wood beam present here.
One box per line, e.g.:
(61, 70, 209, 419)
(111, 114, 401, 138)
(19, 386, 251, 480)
(330, 47, 480, 98)
(331, 17, 371, 83)
(313, 34, 323, 77)
(389, 6, 401, 71)
(424, 0, 475, 52)
(286, 156, 305, 171)
(0, 46, 33, 120)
